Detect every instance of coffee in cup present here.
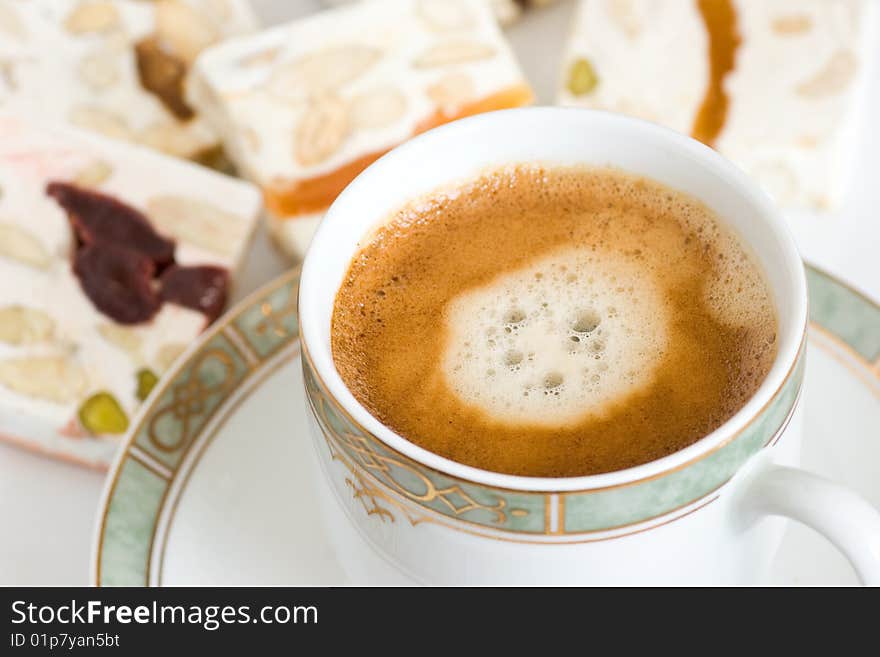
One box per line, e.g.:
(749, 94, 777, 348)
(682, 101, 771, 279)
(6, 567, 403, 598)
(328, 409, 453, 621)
(331, 165, 777, 477)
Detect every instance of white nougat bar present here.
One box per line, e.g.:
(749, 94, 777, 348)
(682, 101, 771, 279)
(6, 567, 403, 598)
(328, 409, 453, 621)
(188, 0, 533, 259)
(0, 112, 262, 467)
(324, 0, 561, 26)
(0, 0, 257, 164)
(558, 0, 875, 211)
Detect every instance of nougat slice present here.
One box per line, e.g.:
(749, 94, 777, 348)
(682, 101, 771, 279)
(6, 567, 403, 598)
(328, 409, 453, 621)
(558, 0, 874, 210)
(0, 0, 257, 165)
(0, 113, 261, 467)
(189, 0, 533, 258)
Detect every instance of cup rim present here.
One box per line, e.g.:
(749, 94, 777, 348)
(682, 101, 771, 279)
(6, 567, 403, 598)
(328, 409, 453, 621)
(299, 107, 808, 493)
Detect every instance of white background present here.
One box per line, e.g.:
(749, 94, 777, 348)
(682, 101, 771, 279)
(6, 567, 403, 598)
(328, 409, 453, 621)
(1, 0, 878, 585)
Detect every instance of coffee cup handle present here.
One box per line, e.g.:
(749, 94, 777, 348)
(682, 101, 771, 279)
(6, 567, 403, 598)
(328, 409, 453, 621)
(739, 465, 880, 585)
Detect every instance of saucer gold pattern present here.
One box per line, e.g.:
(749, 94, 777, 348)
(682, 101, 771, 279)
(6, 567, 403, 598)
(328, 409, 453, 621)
(93, 264, 880, 585)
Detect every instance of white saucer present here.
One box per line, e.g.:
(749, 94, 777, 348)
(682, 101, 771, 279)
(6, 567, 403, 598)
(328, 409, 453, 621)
(92, 264, 880, 585)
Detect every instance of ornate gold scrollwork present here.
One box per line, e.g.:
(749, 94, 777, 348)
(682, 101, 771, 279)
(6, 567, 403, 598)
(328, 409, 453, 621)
(344, 475, 396, 524)
(310, 391, 509, 526)
(254, 288, 298, 340)
(147, 349, 236, 453)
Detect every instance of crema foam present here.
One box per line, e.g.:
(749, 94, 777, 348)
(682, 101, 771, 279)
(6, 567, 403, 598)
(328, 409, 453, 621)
(331, 166, 777, 477)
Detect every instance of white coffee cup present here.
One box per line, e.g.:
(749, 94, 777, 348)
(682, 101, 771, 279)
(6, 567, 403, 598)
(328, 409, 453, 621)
(298, 108, 880, 585)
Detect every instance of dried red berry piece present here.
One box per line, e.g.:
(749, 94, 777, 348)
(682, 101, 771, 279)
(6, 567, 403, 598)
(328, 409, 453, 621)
(47, 182, 175, 270)
(74, 244, 161, 325)
(47, 183, 232, 328)
(160, 265, 229, 322)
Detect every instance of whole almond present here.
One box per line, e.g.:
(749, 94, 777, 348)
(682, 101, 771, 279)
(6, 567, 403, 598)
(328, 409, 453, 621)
(98, 323, 143, 361)
(607, 0, 642, 39)
(0, 356, 87, 404)
(73, 160, 114, 188)
(413, 41, 496, 68)
(146, 195, 247, 257)
(295, 94, 349, 166)
(137, 121, 210, 160)
(427, 72, 476, 111)
(77, 51, 120, 91)
(417, 0, 474, 32)
(350, 87, 407, 130)
(797, 50, 858, 98)
(0, 223, 51, 270)
(155, 0, 219, 65)
(0, 306, 55, 345)
(0, 3, 27, 41)
(772, 15, 813, 35)
(268, 46, 381, 101)
(64, 2, 120, 35)
(69, 106, 134, 142)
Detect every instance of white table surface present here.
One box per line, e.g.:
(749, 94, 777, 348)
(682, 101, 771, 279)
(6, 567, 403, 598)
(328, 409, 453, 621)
(1, 0, 878, 585)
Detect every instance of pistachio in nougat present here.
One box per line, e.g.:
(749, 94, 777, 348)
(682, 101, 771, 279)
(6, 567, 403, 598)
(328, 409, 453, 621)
(558, 0, 874, 210)
(0, 113, 261, 467)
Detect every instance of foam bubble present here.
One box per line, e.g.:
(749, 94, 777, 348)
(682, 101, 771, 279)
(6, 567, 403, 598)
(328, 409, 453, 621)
(442, 246, 669, 426)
